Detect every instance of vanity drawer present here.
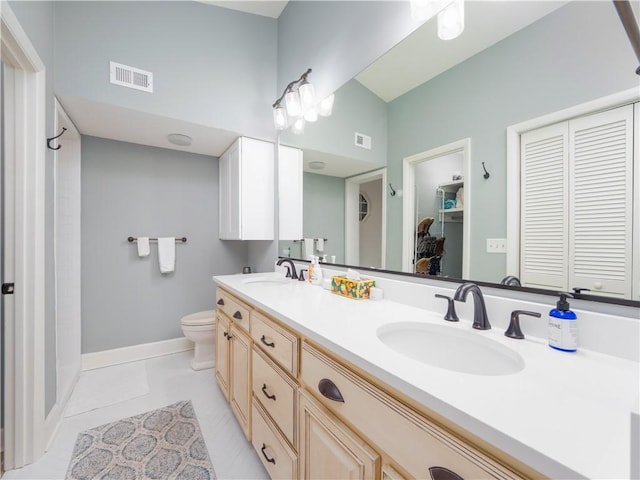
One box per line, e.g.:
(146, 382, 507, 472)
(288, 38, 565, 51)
(251, 310, 299, 376)
(251, 399, 298, 480)
(300, 342, 523, 480)
(216, 288, 251, 331)
(252, 346, 297, 448)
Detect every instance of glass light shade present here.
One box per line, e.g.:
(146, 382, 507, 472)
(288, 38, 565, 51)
(438, 0, 464, 40)
(318, 93, 335, 117)
(291, 117, 305, 135)
(304, 107, 318, 122)
(411, 0, 450, 23)
(298, 80, 316, 110)
(284, 89, 302, 117)
(273, 106, 288, 130)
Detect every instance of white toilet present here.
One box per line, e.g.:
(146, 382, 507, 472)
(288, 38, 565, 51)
(180, 310, 216, 371)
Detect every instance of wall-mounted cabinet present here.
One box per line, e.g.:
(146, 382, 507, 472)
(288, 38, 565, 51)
(219, 136, 275, 240)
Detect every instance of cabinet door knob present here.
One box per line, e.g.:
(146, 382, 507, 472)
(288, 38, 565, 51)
(260, 335, 275, 348)
(429, 466, 463, 480)
(217, 298, 225, 306)
(233, 310, 242, 320)
(318, 378, 344, 403)
(261, 384, 277, 401)
(223, 331, 228, 338)
(260, 443, 276, 464)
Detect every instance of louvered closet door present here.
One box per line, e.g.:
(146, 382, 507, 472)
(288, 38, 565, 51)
(568, 105, 634, 298)
(520, 123, 569, 290)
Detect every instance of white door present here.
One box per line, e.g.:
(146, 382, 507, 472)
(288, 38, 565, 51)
(53, 99, 82, 410)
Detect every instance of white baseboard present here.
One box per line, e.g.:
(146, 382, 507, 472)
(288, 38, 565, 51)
(81, 337, 193, 371)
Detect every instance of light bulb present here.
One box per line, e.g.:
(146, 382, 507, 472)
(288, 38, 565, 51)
(298, 80, 316, 110)
(304, 107, 318, 122)
(438, 0, 464, 40)
(284, 89, 302, 117)
(292, 117, 305, 135)
(318, 93, 335, 117)
(272, 106, 288, 130)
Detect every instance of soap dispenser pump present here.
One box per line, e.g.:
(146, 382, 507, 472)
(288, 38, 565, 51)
(548, 292, 577, 352)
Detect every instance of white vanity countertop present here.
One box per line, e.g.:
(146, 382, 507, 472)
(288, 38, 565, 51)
(213, 273, 639, 479)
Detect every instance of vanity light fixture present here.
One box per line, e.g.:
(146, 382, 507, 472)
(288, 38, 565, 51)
(272, 68, 335, 134)
(410, 0, 465, 41)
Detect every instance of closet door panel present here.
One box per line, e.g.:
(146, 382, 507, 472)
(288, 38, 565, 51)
(568, 105, 634, 297)
(520, 123, 569, 290)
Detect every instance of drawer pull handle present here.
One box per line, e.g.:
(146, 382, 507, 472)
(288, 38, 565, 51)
(260, 335, 275, 348)
(318, 378, 344, 403)
(233, 310, 242, 320)
(223, 331, 228, 338)
(217, 298, 225, 306)
(429, 466, 464, 480)
(261, 384, 277, 401)
(260, 443, 276, 464)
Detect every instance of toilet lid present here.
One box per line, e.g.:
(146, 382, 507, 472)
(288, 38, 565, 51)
(181, 310, 216, 326)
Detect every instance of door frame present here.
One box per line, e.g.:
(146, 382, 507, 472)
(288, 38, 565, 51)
(402, 138, 470, 276)
(1, 3, 47, 469)
(345, 168, 387, 268)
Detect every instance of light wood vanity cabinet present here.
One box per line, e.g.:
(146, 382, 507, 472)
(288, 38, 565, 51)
(214, 287, 533, 480)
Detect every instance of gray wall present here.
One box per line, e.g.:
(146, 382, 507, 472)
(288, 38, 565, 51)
(8, 0, 58, 416)
(54, 1, 278, 142)
(385, 1, 639, 280)
(280, 79, 388, 167)
(81, 136, 247, 353)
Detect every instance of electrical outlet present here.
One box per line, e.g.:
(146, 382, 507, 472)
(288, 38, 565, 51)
(486, 238, 507, 253)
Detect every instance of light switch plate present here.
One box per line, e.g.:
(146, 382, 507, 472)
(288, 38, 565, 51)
(487, 238, 507, 253)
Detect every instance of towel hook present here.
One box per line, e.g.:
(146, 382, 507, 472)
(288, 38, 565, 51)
(481, 162, 490, 180)
(388, 183, 397, 196)
(47, 127, 67, 150)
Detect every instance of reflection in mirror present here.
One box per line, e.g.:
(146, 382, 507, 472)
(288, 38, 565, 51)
(278, 0, 640, 303)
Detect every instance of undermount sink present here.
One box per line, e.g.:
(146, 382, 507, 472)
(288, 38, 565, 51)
(377, 322, 524, 376)
(242, 276, 289, 285)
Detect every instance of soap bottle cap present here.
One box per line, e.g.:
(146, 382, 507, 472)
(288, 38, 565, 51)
(555, 292, 574, 311)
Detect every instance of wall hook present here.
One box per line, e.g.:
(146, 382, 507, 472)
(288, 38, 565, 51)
(389, 183, 396, 196)
(47, 127, 67, 150)
(482, 162, 490, 180)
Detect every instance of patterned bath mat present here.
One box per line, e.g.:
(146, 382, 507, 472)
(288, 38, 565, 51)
(66, 400, 216, 480)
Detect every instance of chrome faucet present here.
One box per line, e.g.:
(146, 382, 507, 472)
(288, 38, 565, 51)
(453, 283, 491, 330)
(276, 257, 298, 280)
(500, 275, 521, 287)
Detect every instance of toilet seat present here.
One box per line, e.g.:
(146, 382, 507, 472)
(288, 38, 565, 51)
(181, 309, 215, 327)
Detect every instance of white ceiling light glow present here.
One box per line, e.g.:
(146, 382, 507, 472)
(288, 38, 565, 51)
(410, 0, 465, 41)
(272, 68, 335, 134)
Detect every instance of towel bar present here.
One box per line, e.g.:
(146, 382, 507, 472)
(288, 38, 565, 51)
(128, 236, 187, 243)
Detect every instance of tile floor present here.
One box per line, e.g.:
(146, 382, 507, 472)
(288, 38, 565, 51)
(2, 351, 268, 480)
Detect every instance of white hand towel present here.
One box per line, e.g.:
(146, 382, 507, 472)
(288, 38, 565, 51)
(316, 238, 324, 252)
(303, 238, 314, 260)
(158, 237, 175, 273)
(137, 237, 150, 257)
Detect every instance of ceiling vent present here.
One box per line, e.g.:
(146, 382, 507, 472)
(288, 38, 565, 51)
(355, 132, 372, 150)
(110, 61, 153, 93)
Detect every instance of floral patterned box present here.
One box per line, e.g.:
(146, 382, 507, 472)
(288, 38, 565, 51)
(330, 275, 376, 300)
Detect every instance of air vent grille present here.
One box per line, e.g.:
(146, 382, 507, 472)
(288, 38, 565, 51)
(355, 132, 372, 150)
(109, 61, 153, 93)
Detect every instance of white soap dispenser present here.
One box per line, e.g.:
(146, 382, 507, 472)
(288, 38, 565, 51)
(311, 256, 324, 286)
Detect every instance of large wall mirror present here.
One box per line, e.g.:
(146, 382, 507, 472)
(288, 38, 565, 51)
(278, 0, 640, 303)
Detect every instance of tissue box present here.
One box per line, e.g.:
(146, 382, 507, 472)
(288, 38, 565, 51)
(331, 276, 376, 300)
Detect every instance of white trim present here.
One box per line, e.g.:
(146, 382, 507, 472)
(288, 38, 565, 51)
(402, 139, 470, 277)
(345, 168, 387, 268)
(506, 88, 640, 277)
(1, 2, 47, 469)
(81, 337, 194, 371)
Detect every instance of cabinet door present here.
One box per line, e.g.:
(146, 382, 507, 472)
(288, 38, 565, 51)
(230, 324, 252, 440)
(239, 137, 274, 240)
(278, 145, 303, 241)
(219, 140, 240, 240)
(214, 312, 230, 400)
(298, 390, 379, 480)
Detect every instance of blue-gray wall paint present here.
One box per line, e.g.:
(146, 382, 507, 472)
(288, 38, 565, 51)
(8, 0, 58, 417)
(385, 1, 639, 280)
(54, 1, 278, 142)
(280, 79, 388, 167)
(277, 1, 420, 101)
(81, 136, 247, 353)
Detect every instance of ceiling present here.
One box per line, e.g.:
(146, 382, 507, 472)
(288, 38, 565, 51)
(63, 0, 570, 163)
